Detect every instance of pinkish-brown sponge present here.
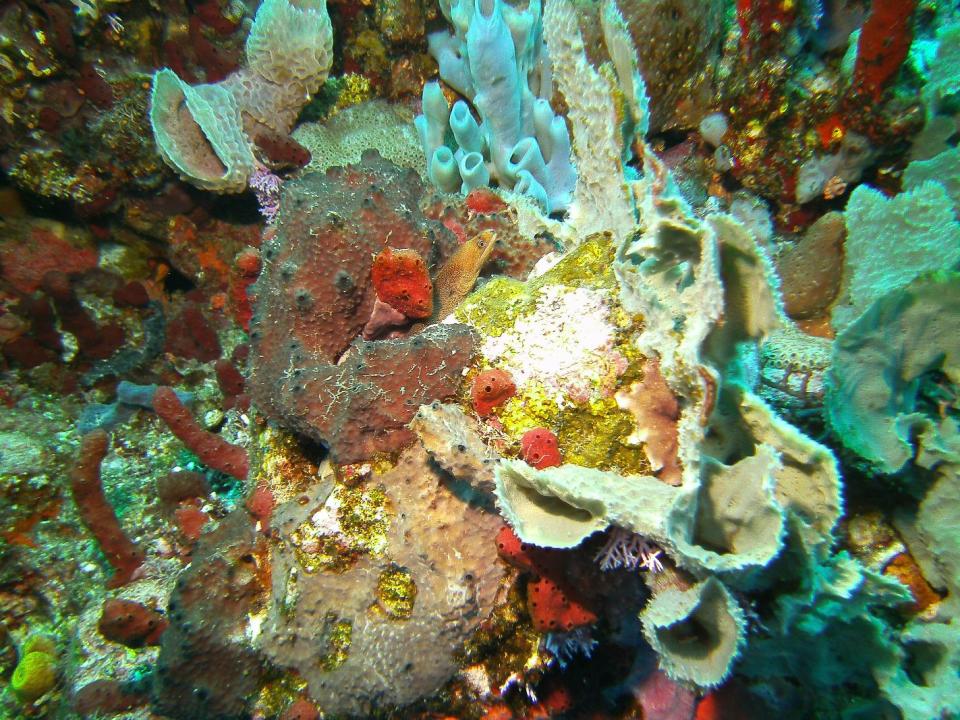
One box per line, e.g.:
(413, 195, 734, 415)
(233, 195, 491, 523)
(153, 387, 249, 480)
(99, 598, 168, 648)
(248, 153, 476, 463)
(69, 431, 144, 588)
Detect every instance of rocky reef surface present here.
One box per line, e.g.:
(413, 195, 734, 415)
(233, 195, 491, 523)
(2, 1, 960, 719)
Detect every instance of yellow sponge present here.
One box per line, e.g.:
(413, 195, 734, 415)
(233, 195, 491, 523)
(11, 651, 57, 702)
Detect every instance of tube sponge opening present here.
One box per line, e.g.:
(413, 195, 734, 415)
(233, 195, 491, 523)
(494, 459, 611, 548)
(640, 577, 746, 688)
(150, 70, 256, 192)
(417, 0, 575, 213)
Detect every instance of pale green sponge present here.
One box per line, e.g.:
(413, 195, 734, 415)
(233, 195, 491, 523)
(151, 71, 256, 192)
(831, 181, 960, 333)
(640, 577, 745, 688)
(827, 272, 960, 474)
(11, 651, 57, 702)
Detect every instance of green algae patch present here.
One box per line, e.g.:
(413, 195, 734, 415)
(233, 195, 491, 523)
(375, 564, 418, 619)
(531, 232, 617, 290)
(290, 522, 357, 574)
(318, 615, 353, 671)
(288, 482, 391, 574)
(497, 381, 564, 434)
(557, 397, 651, 474)
(455, 234, 621, 336)
(253, 673, 309, 719)
(455, 232, 654, 475)
(337, 484, 390, 555)
(12, 651, 57, 702)
(499, 390, 651, 475)
(456, 276, 534, 337)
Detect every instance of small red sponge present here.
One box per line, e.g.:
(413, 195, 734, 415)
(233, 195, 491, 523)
(521, 427, 561, 469)
(471, 369, 516, 417)
(371, 247, 434, 319)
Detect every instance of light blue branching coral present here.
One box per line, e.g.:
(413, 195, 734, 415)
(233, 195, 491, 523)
(416, 0, 576, 213)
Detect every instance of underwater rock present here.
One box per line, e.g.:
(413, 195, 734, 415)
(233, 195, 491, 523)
(257, 443, 507, 715)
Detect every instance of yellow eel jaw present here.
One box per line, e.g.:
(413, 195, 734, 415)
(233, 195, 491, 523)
(435, 229, 499, 319)
(469, 229, 499, 274)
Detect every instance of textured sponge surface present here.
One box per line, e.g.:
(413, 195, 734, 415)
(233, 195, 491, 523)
(150, 0, 332, 192)
(246, 0, 333, 89)
(12, 651, 57, 702)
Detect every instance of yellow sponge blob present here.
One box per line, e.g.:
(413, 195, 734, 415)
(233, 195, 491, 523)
(11, 651, 57, 702)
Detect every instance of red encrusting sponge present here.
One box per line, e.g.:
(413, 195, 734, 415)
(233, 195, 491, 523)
(371, 247, 434, 319)
(521, 427, 561, 469)
(471, 369, 516, 417)
(496, 526, 598, 633)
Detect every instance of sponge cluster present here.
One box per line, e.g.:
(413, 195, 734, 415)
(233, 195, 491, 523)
(150, 0, 333, 192)
(416, 0, 576, 214)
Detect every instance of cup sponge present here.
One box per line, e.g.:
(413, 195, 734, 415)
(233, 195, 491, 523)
(149, 0, 332, 192)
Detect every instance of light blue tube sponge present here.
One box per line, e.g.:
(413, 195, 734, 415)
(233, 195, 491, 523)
(416, 0, 576, 214)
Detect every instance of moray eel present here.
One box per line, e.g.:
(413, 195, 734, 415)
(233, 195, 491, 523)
(434, 229, 498, 319)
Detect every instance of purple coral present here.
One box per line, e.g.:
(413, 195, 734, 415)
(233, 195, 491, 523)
(595, 527, 663, 573)
(249, 166, 282, 223)
(542, 626, 598, 669)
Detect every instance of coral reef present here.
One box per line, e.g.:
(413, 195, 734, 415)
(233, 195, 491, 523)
(248, 153, 477, 462)
(5, 0, 960, 718)
(416, 0, 576, 213)
(256, 444, 507, 715)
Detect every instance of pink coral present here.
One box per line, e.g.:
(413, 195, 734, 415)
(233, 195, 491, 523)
(249, 166, 282, 223)
(496, 526, 599, 633)
(70, 431, 145, 588)
(153, 386, 249, 480)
